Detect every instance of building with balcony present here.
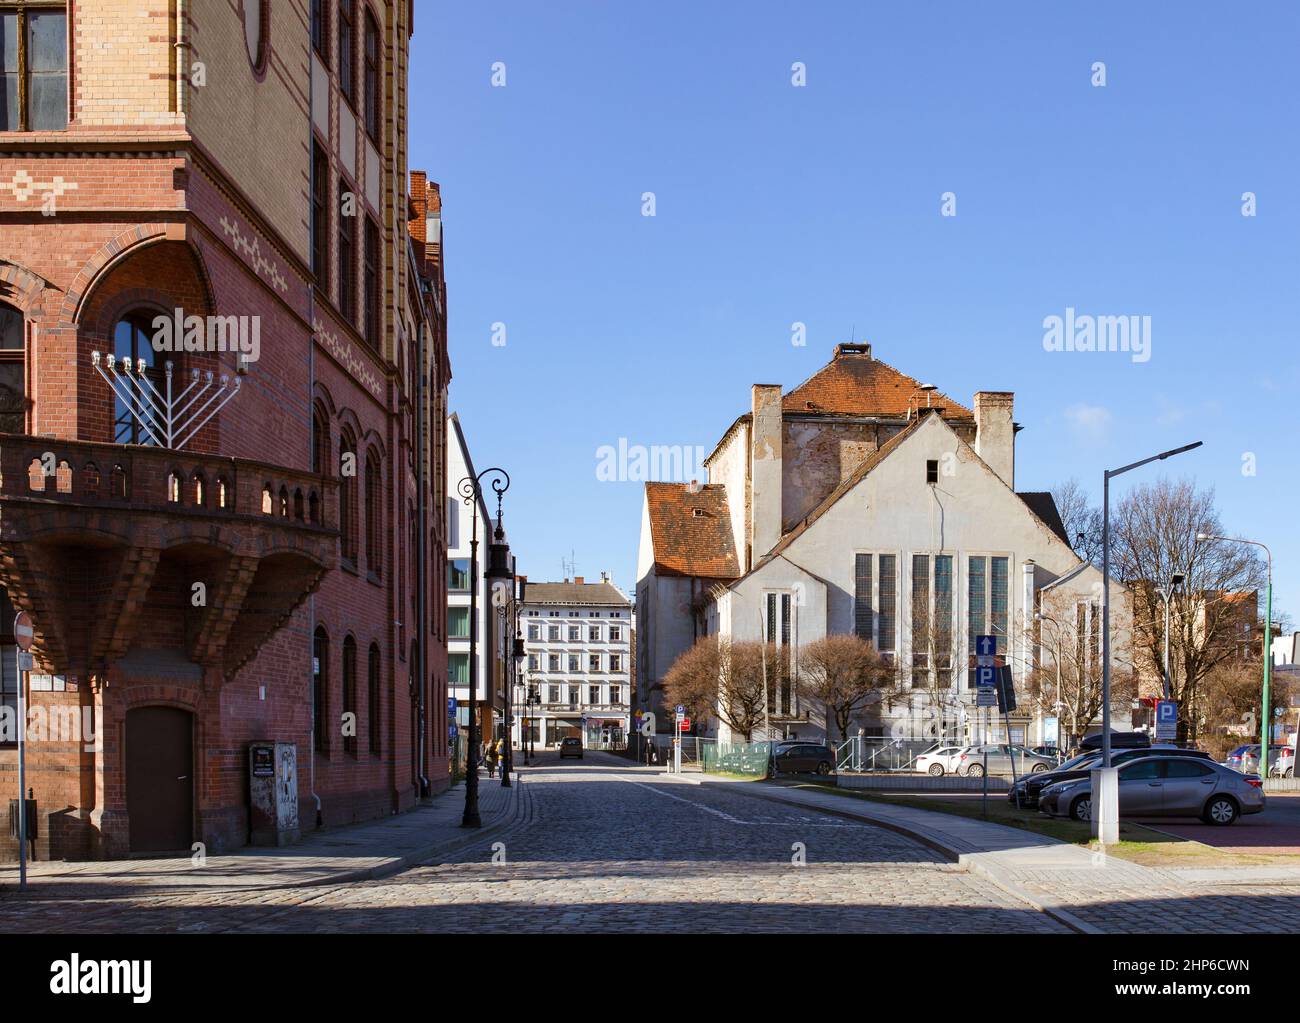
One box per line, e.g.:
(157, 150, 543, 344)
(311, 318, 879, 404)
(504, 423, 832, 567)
(0, 1, 452, 860)
(519, 576, 632, 750)
(445, 412, 507, 754)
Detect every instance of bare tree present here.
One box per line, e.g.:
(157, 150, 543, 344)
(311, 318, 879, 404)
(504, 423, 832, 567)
(1052, 478, 1104, 565)
(1028, 587, 1136, 750)
(663, 637, 769, 741)
(799, 634, 896, 740)
(1110, 477, 1266, 744)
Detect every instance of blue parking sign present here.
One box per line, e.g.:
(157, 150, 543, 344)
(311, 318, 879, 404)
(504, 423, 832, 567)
(976, 666, 997, 687)
(1155, 699, 1178, 740)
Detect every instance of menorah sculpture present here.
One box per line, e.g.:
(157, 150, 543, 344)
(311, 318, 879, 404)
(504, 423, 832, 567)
(91, 351, 242, 451)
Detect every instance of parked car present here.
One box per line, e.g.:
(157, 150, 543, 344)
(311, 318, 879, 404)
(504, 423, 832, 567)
(915, 746, 966, 777)
(1030, 745, 1063, 760)
(958, 744, 1056, 777)
(773, 743, 835, 776)
(1075, 731, 1151, 755)
(559, 736, 583, 760)
(1224, 744, 1255, 771)
(1240, 745, 1288, 775)
(1038, 756, 1265, 825)
(1269, 748, 1296, 778)
(1008, 746, 1212, 808)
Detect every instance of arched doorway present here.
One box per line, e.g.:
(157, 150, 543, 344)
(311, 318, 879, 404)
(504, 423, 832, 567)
(125, 706, 194, 853)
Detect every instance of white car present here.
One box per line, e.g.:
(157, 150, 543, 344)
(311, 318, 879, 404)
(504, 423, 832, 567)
(915, 746, 966, 777)
(1269, 748, 1295, 778)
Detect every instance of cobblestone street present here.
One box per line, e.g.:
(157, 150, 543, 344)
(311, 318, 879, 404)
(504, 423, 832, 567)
(0, 754, 1067, 934)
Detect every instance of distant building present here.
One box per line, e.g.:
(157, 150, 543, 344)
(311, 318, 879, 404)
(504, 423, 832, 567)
(519, 576, 632, 749)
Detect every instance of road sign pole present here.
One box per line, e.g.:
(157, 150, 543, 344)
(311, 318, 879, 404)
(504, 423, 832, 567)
(16, 658, 26, 887)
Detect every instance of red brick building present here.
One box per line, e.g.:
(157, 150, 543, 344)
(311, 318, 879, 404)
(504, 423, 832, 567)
(0, 1, 452, 860)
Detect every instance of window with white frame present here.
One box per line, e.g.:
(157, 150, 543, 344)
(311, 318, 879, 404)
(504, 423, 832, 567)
(588, 653, 601, 672)
(528, 624, 540, 641)
(588, 625, 601, 642)
(609, 653, 622, 672)
(567, 653, 580, 672)
(610, 685, 621, 704)
(763, 591, 795, 715)
(909, 554, 954, 688)
(588, 685, 600, 704)
(547, 653, 560, 671)
(568, 625, 581, 642)
(610, 625, 622, 642)
(547, 625, 560, 641)
(528, 653, 540, 671)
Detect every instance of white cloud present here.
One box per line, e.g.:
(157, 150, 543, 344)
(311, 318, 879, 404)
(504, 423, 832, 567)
(1063, 402, 1112, 441)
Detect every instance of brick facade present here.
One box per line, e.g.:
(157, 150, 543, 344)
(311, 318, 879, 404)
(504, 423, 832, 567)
(0, 0, 451, 860)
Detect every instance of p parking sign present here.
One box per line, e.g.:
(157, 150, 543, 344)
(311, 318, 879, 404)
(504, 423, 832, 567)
(1155, 699, 1178, 741)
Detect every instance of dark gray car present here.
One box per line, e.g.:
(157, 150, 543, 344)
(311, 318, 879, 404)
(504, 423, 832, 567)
(1038, 755, 1265, 825)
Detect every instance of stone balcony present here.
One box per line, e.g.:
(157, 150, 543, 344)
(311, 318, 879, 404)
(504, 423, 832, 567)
(0, 434, 338, 684)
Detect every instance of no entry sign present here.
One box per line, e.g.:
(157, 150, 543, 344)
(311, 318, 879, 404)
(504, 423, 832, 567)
(13, 611, 34, 651)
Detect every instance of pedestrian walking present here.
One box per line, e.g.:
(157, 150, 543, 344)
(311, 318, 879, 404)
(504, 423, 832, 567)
(485, 741, 498, 779)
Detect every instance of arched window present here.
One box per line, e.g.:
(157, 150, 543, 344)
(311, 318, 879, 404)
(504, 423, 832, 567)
(342, 635, 357, 755)
(363, 9, 381, 142)
(113, 311, 171, 445)
(313, 627, 329, 753)
(0, 302, 26, 433)
(368, 643, 381, 754)
(339, 431, 357, 562)
(311, 403, 330, 475)
(243, 0, 268, 72)
(364, 449, 381, 576)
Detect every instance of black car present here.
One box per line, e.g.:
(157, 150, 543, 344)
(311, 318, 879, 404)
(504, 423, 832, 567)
(1075, 731, 1151, 755)
(1008, 745, 1211, 808)
(559, 736, 583, 760)
(773, 743, 835, 776)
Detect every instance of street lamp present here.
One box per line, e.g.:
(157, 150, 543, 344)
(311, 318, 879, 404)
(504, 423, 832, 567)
(1197, 533, 1273, 777)
(496, 562, 527, 788)
(458, 467, 512, 828)
(1155, 572, 1185, 701)
(1099, 440, 1202, 843)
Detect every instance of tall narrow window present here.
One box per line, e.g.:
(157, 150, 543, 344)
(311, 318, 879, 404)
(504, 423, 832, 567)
(311, 403, 329, 474)
(338, 184, 356, 322)
(342, 636, 357, 755)
(853, 553, 872, 642)
(368, 643, 381, 754)
(0, 302, 25, 432)
(313, 627, 329, 753)
(311, 0, 329, 64)
(764, 591, 794, 715)
(911, 554, 930, 688)
(363, 217, 380, 345)
(877, 555, 897, 658)
(364, 449, 381, 576)
(1, 4, 67, 132)
(311, 141, 329, 288)
(990, 556, 1009, 644)
(243, 0, 266, 71)
(339, 431, 357, 562)
(934, 554, 953, 687)
(338, 0, 355, 106)
(363, 10, 380, 141)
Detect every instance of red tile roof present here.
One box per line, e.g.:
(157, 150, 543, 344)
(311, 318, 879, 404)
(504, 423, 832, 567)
(645, 482, 741, 579)
(783, 344, 972, 420)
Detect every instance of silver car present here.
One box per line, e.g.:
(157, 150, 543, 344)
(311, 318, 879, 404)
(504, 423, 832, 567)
(1038, 755, 1265, 825)
(958, 744, 1056, 777)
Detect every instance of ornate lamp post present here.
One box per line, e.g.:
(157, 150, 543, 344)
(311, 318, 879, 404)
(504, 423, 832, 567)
(497, 560, 526, 788)
(459, 467, 511, 828)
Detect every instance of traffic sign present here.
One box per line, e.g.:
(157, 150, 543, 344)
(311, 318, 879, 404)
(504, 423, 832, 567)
(976, 688, 997, 707)
(975, 635, 996, 658)
(995, 665, 1016, 714)
(675, 704, 684, 715)
(976, 666, 997, 688)
(17, 652, 34, 672)
(13, 611, 33, 652)
(1155, 699, 1178, 741)
(679, 717, 691, 730)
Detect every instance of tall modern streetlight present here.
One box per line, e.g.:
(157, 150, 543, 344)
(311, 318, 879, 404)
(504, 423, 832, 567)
(1098, 440, 1202, 843)
(458, 467, 512, 828)
(1197, 533, 1273, 777)
(1156, 572, 1186, 701)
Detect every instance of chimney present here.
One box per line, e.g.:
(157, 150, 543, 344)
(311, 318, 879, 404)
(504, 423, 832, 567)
(833, 342, 872, 360)
(574, 576, 584, 586)
(974, 391, 1015, 488)
(750, 384, 784, 560)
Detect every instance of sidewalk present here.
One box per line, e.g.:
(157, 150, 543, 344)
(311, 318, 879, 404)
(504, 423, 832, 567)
(682, 774, 1299, 934)
(0, 770, 525, 897)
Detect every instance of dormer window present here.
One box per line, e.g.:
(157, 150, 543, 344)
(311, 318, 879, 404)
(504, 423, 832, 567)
(926, 459, 939, 484)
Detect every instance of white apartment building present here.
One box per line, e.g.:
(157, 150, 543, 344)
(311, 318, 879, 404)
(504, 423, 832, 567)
(447, 413, 506, 745)
(518, 576, 632, 750)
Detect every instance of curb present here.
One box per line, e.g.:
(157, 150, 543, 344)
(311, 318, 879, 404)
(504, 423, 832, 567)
(696, 777, 1102, 935)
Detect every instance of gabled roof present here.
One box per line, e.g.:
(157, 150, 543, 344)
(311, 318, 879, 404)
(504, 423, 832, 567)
(1017, 492, 1070, 547)
(645, 482, 741, 580)
(754, 416, 927, 568)
(783, 344, 973, 420)
(524, 581, 630, 607)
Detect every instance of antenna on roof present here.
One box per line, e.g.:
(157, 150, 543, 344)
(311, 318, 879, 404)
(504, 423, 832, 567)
(561, 549, 576, 582)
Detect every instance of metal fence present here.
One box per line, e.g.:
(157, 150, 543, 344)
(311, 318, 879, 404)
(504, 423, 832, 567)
(833, 737, 940, 773)
(702, 740, 771, 777)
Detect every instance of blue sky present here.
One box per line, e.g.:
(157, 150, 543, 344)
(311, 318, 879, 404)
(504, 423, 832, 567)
(410, 1, 1299, 620)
